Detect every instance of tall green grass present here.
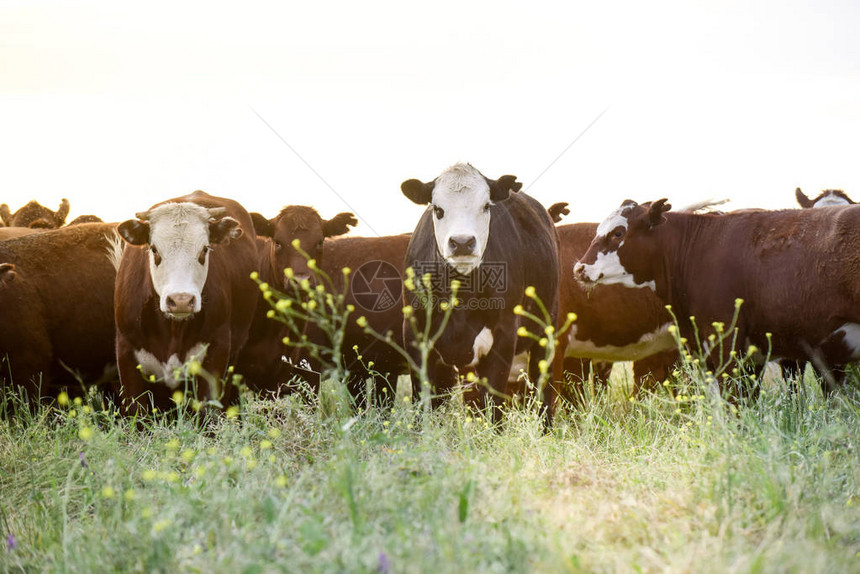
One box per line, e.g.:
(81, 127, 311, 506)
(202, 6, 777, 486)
(1, 364, 858, 573)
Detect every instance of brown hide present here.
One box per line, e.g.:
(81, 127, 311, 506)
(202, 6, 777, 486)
(0, 223, 119, 402)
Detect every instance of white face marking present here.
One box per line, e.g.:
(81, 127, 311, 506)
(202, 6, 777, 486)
(813, 193, 851, 208)
(835, 323, 860, 359)
(467, 326, 494, 367)
(134, 343, 209, 390)
(565, 323, 674, 361)
(507, 351, 529, 383)
(145, 202, 215, 319)
(576, 251, 656, 290)
(431, 164, 492, 275)
(595, 206, 629, 238)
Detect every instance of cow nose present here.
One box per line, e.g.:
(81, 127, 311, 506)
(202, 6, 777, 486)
(573, 263, 591, 282)
(166, 293, 196, 314)
(449, 235, 477, 256)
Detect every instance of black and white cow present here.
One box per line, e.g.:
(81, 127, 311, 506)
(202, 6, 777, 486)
(400, 163, 560, 422)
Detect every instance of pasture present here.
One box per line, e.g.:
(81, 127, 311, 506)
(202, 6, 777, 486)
(2, 360, 859, 573)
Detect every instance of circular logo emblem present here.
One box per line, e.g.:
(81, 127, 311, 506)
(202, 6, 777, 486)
(351, 260, 403, 313)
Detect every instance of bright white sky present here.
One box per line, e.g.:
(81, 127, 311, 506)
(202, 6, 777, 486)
(2, 1, 860, 235)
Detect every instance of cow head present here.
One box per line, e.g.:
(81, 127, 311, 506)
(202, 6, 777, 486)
(117, 202, 243, 320)
(796, 187, 855, 209)
(0, 199, 70, 229)
(574, 199, 671, 290)
(402, 163, 521, 275)
(251, 206, 357, 287)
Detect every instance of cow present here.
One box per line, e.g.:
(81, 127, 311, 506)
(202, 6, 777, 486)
(113, 191, 259, 414)
(553, 221, 677, 401)
(574, 199, 860, 396)
(237, 206, 357, 395)
(795, 187, 855, 209)
(1, 199, 70, 229)
(779, 187, 857, 384)
(400, 163, 560, 423)
(0, 223, 120, 404)
(318, 233, 413, 407)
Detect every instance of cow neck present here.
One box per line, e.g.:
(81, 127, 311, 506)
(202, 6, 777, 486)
(655, 211, 710, 317)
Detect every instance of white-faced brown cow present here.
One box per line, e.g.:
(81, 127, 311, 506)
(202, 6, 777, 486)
(236, 206, 357, 395)
(553, 222, 677, 401)
(114, 191, 258, 413)
(401, 163, 560, 423)
(795, 187, 855, 209)
(575, 199, 860, 395)
(0, 223, 120, 403)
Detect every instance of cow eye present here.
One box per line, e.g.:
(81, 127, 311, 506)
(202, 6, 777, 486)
(273, 241, 282, 252)
(198, 245, 209, 265)
(433, 206, 445, 219)
(483, 203, 491, 212)
(151, 246, 162, 266)
(614, 230, 623, 238)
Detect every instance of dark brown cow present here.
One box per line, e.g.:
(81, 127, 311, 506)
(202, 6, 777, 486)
(0, 223, 119, 402)
(401, 163, 560, 423)
(1, 199, 70, 229)
(780, 187, 857, 383)
(236, 207, 356, 394)
(318, 233, 412, 407)
(114, 191, 259, 413)
(554, 222, 677, 399)
(575, 200, 860, 395)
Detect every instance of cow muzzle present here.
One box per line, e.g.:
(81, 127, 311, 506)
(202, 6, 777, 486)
(164, 292, 198, 320)
(448, 234, 477, 257)
(573, 262, 601, 284)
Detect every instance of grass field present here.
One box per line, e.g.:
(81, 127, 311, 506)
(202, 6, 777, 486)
(1, 361, 859, 574)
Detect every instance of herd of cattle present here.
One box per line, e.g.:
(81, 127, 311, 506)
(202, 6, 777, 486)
(1, 164, 858, 423)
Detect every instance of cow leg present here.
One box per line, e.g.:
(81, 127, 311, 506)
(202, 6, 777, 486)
(527, 347, 557, 430)
(815, 323, 860, 396)
(371, 373, 396, 410)
(633, 349, 678, 395)
(115, 334, 153, 416)
(475, 331, 516, 425)
(559, 357, 589, 406)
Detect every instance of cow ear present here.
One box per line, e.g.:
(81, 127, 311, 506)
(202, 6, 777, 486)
(648, 198, 672, 227)
(55, 198, 70, 226)
(322, 212, 358, 237)
(117, 219, 150, 245)
(0, 263, 16, 286)
(250, 212, 274, 237)
(0, 204, 11, 227)
(401, 179, 434, 205)
(795, 187, 813, 208)
(547, 202, 570, 223)
(209, 216, 243, 244)
(488, 175, 520, 202)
